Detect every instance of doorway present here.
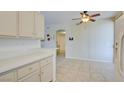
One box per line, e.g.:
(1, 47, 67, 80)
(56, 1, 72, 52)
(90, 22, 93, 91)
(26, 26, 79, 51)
(56, 30, 66, 57)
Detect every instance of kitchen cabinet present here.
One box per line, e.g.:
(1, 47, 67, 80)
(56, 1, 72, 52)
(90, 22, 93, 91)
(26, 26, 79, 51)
(0, 11, 45, 39)
(0, 56, 54, 82)
(35, 12, 44, 39)
(18, 71, 40, 82)
(17, 62, 40, 82)
(19, 11, 35, 37)
(40, 57, 53, 82)
(41, 63, 53, 82)
(0, 12, 18, 36)
(0, 71, 17, 82)
(17, 62, 39, 79)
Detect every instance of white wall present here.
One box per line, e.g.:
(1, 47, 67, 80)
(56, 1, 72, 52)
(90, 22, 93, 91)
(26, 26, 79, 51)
(42, 19, 114, 62)
(41, 24, 69, 48)
(0, 38, 41, 60)
(67, 19, 114, 62)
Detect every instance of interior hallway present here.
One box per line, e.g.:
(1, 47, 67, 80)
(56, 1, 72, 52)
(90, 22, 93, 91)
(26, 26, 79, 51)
(56, 56, 115, 82)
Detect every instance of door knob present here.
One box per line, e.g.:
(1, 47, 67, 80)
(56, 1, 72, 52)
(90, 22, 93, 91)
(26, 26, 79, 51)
(115, 42, 119, 49)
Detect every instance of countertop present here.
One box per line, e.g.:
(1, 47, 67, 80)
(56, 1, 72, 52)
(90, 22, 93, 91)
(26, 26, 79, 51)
(0, 48, 55, 74)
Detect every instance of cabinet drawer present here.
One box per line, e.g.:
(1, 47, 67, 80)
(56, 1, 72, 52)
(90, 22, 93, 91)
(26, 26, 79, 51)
(0, 71, 17, 82)
(17, 62, 39, 79)
(40, 57, 53, 67)
(18, 71, 40, 82)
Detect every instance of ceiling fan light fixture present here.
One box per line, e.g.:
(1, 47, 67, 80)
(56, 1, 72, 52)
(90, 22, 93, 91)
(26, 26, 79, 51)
(72, 11, 100, 25)
(82, 14, 86, 17)
(81, 17, 90, 22)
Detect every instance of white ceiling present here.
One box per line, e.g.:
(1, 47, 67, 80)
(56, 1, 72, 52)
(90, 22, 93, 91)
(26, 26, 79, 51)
(41, 11, 119, 25)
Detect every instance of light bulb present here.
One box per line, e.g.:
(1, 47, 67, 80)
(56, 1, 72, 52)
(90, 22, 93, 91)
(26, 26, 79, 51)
(81, 16, 90, 22)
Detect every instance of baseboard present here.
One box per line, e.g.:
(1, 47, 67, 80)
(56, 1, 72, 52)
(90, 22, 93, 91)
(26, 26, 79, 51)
(65, 56, 112, 63)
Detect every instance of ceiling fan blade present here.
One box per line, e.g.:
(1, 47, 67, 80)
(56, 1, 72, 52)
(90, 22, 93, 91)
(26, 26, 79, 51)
(76, 21, 83, 25)
(90, 13, 100, 17)
(72, 18, 80, 20)
(80, 12, 83, 15)
(90, 19, 96, 22)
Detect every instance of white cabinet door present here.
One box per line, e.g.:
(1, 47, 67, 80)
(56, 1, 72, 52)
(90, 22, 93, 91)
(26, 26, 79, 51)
(0, 71, 17, 82)
(41, 63, 53, 82)
(0, 12, 18, 36)
(35, 12, 44, 39)
(18, 71, 40, 82)
(19, 11, 35, 37)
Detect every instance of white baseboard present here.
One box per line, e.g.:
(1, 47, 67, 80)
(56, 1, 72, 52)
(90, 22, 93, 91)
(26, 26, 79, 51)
(65, 56, 112, 63)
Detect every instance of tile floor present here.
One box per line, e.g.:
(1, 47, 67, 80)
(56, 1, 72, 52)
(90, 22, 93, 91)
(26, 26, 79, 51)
(56, 56, 115, 82)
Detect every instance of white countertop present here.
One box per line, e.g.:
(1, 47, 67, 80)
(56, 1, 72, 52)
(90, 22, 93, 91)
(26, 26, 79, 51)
(0, 48, 55, 74)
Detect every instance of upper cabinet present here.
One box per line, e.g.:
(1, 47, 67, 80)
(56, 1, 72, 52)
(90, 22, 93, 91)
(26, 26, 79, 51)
(19, 12, 35, 37)
(35, 12, 44, 39)
(0, 12, 18, 36)
(0, 11, 45, 39)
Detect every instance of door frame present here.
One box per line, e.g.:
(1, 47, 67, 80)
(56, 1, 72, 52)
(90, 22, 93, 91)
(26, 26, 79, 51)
(115, 31, 124, 79)
(56, 29, 66, 57)
(114, 13, 124, 81)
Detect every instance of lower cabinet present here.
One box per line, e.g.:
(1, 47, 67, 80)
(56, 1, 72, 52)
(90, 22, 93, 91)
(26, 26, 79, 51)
(0, 71, 17, 82)
(17, 62, 39, 80)
(41, 63, 53, 82)
(0, 56, 54, 82)
(18, 71, 40, 82)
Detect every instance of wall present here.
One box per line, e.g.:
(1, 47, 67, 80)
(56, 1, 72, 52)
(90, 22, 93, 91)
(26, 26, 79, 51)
(41, 19, 114, 62)
(0, 38, 41, 60)
(67, 19, 114, 62)
(41, 24, 68, 48)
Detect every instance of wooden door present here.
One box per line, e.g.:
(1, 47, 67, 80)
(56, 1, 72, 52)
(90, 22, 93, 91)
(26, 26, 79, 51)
(56, 32, 65, 56)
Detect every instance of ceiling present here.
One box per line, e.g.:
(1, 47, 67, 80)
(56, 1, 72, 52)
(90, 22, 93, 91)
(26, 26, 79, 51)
(41, 11, 119, 25)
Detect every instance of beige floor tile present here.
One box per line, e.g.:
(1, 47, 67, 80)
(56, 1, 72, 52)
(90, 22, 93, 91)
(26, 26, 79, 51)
(76, 72, 90, 82)
(56, 56, 115, 82)
(90, 72, 105, 82)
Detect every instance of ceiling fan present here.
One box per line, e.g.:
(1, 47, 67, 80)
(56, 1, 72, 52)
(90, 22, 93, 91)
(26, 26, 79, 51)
(72, 11, 100, 25)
